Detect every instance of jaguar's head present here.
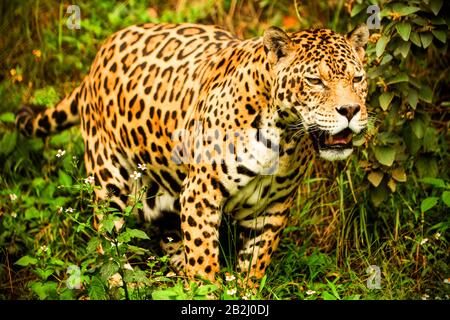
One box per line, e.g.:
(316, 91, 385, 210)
(264, 24, 369, 161)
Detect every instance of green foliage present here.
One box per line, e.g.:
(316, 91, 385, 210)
(351, 0, 449, 207)
(0, 0, 448, 300)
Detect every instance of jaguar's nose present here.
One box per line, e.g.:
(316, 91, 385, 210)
(336, 104, 361, 121)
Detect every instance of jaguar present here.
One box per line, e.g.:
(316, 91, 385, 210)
(16, 22, 369, 283)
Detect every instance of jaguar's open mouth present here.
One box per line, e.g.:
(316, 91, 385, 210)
(310, 128, 354, 150)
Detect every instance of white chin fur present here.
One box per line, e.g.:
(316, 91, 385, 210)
(319, 148, 353, 161)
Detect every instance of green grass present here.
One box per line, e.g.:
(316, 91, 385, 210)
(0, 0, 449, 300)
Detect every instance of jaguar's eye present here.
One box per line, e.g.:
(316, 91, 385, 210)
(353, 75, 363, 83)
(306, 77, 323, 86)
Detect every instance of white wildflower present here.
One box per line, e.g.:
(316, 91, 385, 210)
(9, 194, 17, 201)
(421, 294, 429, 300)
(84, 176, 95, 184)
(167, 236, 173, 242)
(130, 171, 142, 180)
(225, 274, 236, 282)
(108, 273, 123, 288)
(226, 288, 237, 295)
(148, 256, 156, 261)
(137, 163, 147, 171)
(40, 245, 48, 252)
(65, 207, 74, 213)
(420, 238, 429, 245)
(306, 290, 316, 295)
(434, 232, 441, 240)
(56, 149, 66, 158)
(242, 292, 251, 300)
(11, 212, 17, 218)
(58, 207, 64, 214)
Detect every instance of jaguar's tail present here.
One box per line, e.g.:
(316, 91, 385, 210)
(16, 84, 83, 137)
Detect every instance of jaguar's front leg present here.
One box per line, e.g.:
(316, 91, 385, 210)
(236, 199, 292, 281)
(180, 172, 224, 282)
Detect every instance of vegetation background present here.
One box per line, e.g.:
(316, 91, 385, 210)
(0, 0, 448, 300)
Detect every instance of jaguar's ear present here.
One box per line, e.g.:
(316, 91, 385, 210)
(263, 26, 292, 65)
(346, 24, 369, 61)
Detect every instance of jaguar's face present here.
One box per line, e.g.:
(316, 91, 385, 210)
(264, 24, 369, 161)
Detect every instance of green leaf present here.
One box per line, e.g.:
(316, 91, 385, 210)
(326, 279, 341, 300)
(101, 219, 115, 234)
(418, 85, 433, 104)
(0, 112, 15, 123)
(124, 268, 149, 285)
(378, 132, 402, 145)
(58, 170, 73, 187)
(117, 230, 131, 243)
(152, 288, 179, 300)
(50, 131, 71, 146)
(423, 127, 438, 152)
(409, 31, 422, 47)
(127, 244, 148, 255)
(392, 4, 420, 16)
(420, 177, 447, 188)
(16, 255, 38, 266)
(408, 89, 418, 109)
(416, 157, 438, 178)
(127, 228, 150, 240)
(31, 86, 60, 107)
(371, 184, 388, 206)
(368, 171, 384, 187)
(35, 268, 54, 281)
(387, 73, 409, 85)
(379, 92, 394, 111)
(420, 32, 433, 49)
(394, 41, 411, 58)
(259, 274, 267, 292)
(88, 276, 107, 300)
(421, 197, 439, 212)
(429, 0, 443, 15)
(49, 258, 65, 266)
(100, 261, 119, 280)
(31, 281, 57, 300)
(195, 284, 218, 296)
(376, 35, 390, 57)
(350, 3, 365, 17)
(374, 146, 396, 166)
(430, 16, 446, 25)
(392, 168, 407, 182)
(403, 125, 421, 154)
(410, 118, 425, 139)
(431, 30, 447, 43)
(322, 291, 338, 300)
(396, 22, 411, 41)
(380, 54, 393, 65)
(86, 237, 102, 254)
(0, 131, 18, 156)
(25, 207, 41, 220)
(442, 191, 450, 207)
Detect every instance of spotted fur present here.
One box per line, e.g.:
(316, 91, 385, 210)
(16, 23, 369, 282)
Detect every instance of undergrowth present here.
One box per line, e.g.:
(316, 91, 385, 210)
(0, 0, 449, 300)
